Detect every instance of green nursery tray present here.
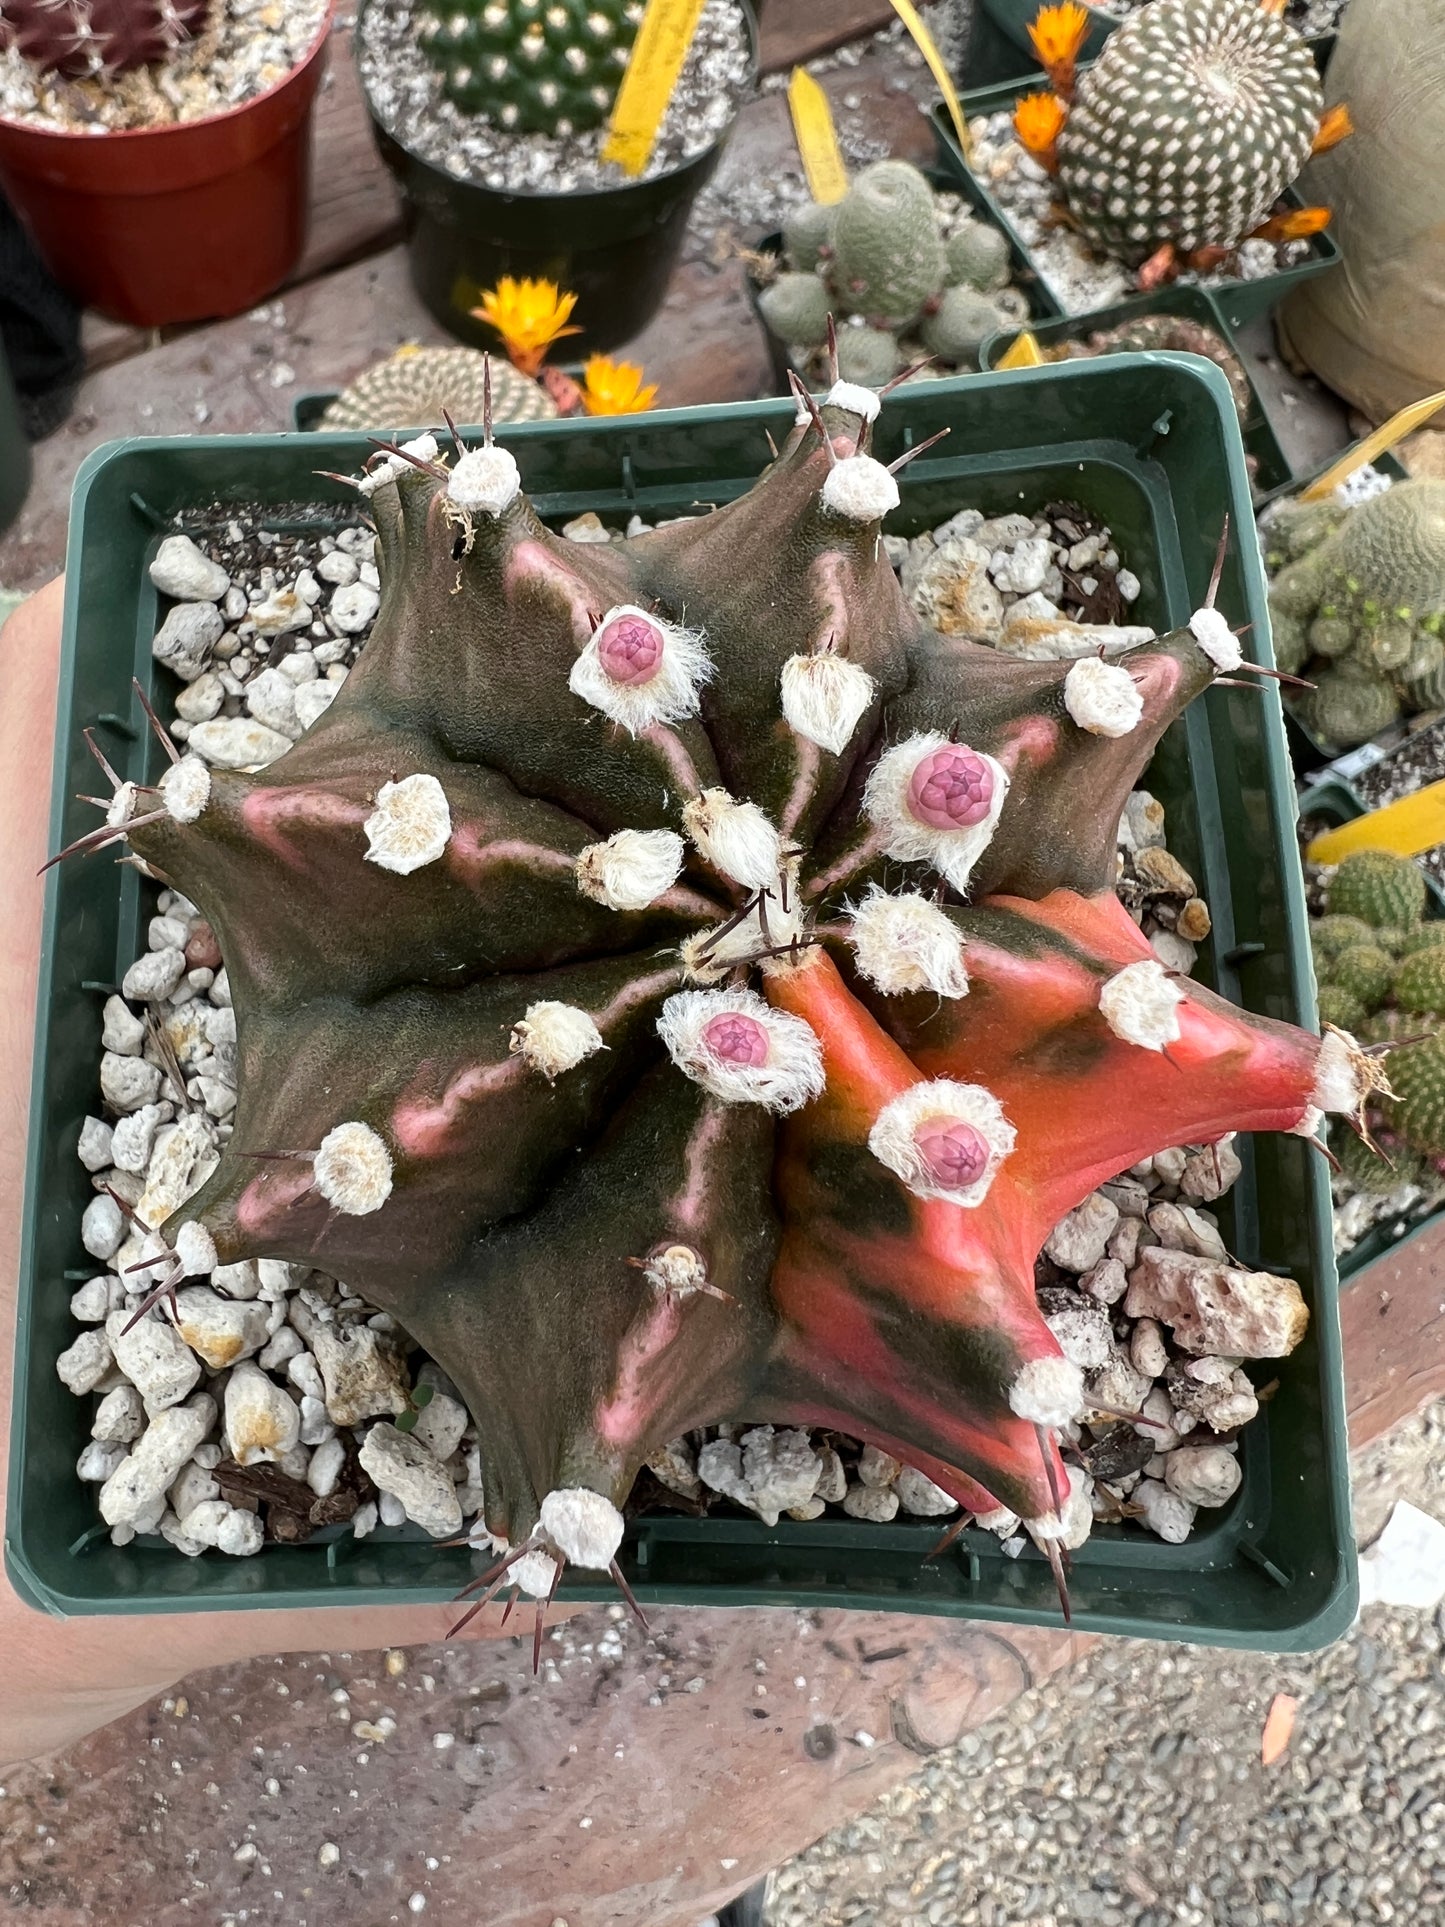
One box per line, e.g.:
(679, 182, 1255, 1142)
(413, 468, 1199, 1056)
(979, 284, 1292, 496)
(1297, 773, 1445, 1285)
(932, 78, 1341, 332)
(7, 357, 1356, 1647)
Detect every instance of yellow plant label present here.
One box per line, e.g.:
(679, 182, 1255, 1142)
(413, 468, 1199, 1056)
(788, 68, 849, 206)
(1305, 781, 1445, 865)
(601, 0, 709, 178)
(1300, 388, 1445, 502)
(889, 0, 973, 164)
(996, 330, 1044, 369)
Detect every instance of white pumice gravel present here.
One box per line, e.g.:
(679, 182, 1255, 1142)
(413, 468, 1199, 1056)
(62, 516, 1283, 1561)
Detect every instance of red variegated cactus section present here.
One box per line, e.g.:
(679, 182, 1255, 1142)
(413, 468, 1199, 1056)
(60, 367, 1369, 1627)
(0, 0, 211, 76)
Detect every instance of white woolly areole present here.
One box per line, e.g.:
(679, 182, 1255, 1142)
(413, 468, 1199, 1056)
(1008, 1355, 1085, 1429)
(447, 444, 521, 515)
(1063, 656, 1145, 738)
(867, 1078, 1015, 1207)
(106, 781, 138, 830)
(1310, 1027, 1366, 1116)
(658, 985, 825, 1114)
(358, 433, 440, 495)
(681, 868, 804, 984)
(313, 1121, 394, 1216)
(173, 1220, 217, 1276)
(161, 755, 211, 825)
(974, 1503, 1020, 1534)
(862, 732, 1009, 894)
(643, 1244, 709, 1295)
(780, 652, 877, 755)
(511, 1547, 562, 1599)
(1189, 605, 1243, 673)
(848, 886, 969, 999)
(575, 827, 685, 910)
(363, 773, 452, 875)
(510, 1001, 606, 1079)
(538, 1487, 625, 1571)
(821, 454, 900, 523)
(683, 788, 783, 891)
(825, 380, 882, 423)
(1098, 960, 1184, 1052)
(567, 605, 713, 734)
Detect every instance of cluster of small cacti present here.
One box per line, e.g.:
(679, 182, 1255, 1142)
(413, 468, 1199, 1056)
(758, 161, 1029, 388)
(1311, 849, 1445, 1192)
(0, 0, 211, 75)
(1014, 0, 1342, 285)
(62, 366, 1373, 1624)
(414, 0, 643, 136)
(1267, 481, 1445, 750)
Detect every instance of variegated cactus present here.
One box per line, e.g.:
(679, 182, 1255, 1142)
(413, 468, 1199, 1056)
(68, 373, 1372, 1626)
(0, 0, 211, 76)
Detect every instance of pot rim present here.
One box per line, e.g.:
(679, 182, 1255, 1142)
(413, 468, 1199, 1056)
(355, 0, 758, 206)
(0, 0, 337, 145)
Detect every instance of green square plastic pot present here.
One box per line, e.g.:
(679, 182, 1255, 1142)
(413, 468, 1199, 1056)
(1297, 773, 1445, 1284)
(979, 284, 1292, 496)
(7, 357, 1355, 1647)
(931, 80, 1341, 331)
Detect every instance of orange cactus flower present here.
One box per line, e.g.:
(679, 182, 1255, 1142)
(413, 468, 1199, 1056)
(471, 277, 581, 377)
(1027, 2, 1090, 95)
(1014, 91, 1068, 170)
(1251, 205, 1333, 243)
(580, 354, 659, 416)
(1312, 102, 1354, 154)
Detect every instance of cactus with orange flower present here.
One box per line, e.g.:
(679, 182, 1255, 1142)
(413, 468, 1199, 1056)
(61, 372, 1374, 1629)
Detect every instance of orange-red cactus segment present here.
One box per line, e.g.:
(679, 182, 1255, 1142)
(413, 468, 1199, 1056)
(1312, 103, 1354, 154)
(763, 951, 1069, 1520)
(901, 890, 1325, 1244)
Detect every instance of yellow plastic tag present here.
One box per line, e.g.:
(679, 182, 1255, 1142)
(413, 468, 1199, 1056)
(788, 68, 849, 206)
(601, 0, 709, 178)
(996, 330, 1044, 369)
(889, 0, 973, 164)
(1305, 781, 1445, 864)
(1300, 388, 1445, 502)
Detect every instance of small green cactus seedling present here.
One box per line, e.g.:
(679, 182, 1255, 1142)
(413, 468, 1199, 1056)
(831, 162, 947, 327)
(415, 0, 643, 135)
(320, 347, 557, 433)
(1270, 481, 1445, 749)
(945, 219, 1011, 293)
(834, 326, 902, 388)
(757, 273, 834, 350)
(1316, 984, 1366, 1031)
(1331, 943, 1394, 1007)
(1325, 849, 1427, 931)
(1393, 945, 1445, 1016)
(1310, 913, 1374, 959)
(1386, 1034, 1445, 1159)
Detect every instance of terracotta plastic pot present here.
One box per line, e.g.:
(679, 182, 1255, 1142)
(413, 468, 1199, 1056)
(0, 3, 334, 328)
(358, 0, 756, 355)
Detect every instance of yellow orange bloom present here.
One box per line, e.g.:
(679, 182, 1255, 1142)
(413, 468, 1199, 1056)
(1014, 91, 1068, 169)
(580, 354, 659, 416)
(1251, 205, 1333, 243)
(1028, 2, 1090, 93)
(471, 277, 581, 377)
(1311, 102, 1354, 154)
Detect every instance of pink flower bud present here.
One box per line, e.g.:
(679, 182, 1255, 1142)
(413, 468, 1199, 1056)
(906, 744, 995, 830)
(703, 1011, 770, 1067)
(913, 1117, 990, 1189)
(596, 611, 665, 686)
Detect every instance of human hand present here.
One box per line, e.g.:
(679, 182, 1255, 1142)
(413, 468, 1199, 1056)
(0, 578, 573, 1773)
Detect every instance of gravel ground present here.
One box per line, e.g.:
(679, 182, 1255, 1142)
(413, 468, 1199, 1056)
(767, 1396, 1445, 1927)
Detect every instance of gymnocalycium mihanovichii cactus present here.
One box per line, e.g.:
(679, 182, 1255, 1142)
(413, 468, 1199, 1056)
(414, 0, 644, 136)
(1015, 0, 1350, 286)
(60, 366, 1377, 1633)
(0, 0, 211, 76)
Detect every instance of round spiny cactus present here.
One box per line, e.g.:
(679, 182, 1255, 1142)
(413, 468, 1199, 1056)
(1054, 0, 1323, 262)
(319, 347, 557, 433)
(1325, 849, 1427, 931)
(66, 386, 1366, 1619)
(414, 0, 643, 136)
(0, 0, 211, 76)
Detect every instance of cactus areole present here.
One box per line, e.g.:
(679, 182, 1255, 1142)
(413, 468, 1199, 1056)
(86, 391, 1369, 1617)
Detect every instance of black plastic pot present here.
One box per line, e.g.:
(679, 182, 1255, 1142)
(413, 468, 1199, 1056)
(359, 0, 757, 355)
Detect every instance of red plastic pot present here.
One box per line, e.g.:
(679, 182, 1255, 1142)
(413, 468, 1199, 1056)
(0, 3, 335, 327)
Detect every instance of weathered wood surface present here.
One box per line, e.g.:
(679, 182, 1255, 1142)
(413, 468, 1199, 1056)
(1341, 1216, 1445, 1446)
